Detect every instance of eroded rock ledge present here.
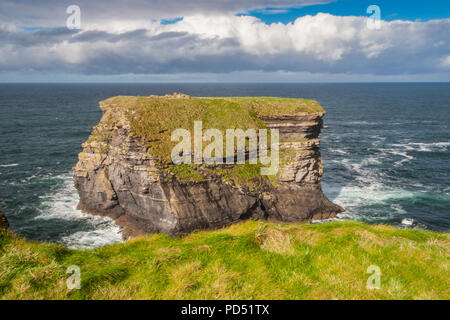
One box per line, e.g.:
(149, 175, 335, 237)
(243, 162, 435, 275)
(74, 94, 343, 238)
(0, 207, 9, 230)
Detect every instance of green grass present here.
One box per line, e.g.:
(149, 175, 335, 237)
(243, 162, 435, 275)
(1, 221, 448, 300)
(101, 95, 322, 163)
(163, 164, 207, 183)
(220, 97, 324, 116)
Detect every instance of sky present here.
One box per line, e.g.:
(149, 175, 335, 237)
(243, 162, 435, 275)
(0, 0, 449, 82)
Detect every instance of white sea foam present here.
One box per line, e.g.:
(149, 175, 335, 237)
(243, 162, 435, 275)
(370, 136, 387, 147)
(61, 228, 123, 249)
(322, 154, 418, 224)
(0, 163, 19, 167)
(327, 148, 348, 155)
(391, 142, 450, 152)
(322, 151, 448, 228)
(390, 204, 407, 214)
(345, 121, 378, 125)
(35, 173, 123, 249)
(378, 142, 449, 166)
(401, 218, 416, 226)
(377, 148, 414, 166)
(360, 157, 382, 166)
(328, 185, 416, 205)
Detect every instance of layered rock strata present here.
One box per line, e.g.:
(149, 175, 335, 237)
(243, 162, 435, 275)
(74, 96, 343, 238)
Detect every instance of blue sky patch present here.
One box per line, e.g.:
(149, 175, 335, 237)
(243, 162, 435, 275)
(161, 17, 184, 25)
(22, 26, 55, 31)
(240, 0, 450, 24)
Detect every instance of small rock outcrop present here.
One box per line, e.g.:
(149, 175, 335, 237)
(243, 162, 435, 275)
(74, 95, 343, 238)
(0, 207, 9, 230)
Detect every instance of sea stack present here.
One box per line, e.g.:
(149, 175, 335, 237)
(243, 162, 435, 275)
(74, 94, 344, 238)
(0, 207, 9, 230)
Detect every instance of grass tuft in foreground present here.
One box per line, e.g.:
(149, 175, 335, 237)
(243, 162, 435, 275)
(1, 220, 448, 300)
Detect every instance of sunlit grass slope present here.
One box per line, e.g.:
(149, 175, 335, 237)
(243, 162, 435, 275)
(1, 221, 448, 300)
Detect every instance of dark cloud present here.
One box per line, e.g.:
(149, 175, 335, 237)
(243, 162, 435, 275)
(0, 12, 448, 78)
(0, 27, 78, 46)
(0, 0, 329, 27)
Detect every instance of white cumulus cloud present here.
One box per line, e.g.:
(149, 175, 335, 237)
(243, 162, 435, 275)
(0, 11, 449, 78)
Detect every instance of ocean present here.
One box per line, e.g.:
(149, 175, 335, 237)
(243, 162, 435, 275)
(0, 83, 449, 249)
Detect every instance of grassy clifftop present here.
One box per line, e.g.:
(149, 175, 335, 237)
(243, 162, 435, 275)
(1, 221, 448, 300)
(98, 95, 323, 163)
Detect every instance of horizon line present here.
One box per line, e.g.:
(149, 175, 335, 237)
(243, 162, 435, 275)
(1, 81, 450, 84)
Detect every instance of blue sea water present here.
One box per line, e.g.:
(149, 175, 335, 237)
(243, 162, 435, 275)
(0, 83, 449, 248)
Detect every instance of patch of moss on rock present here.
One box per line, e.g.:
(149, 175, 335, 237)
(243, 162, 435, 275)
(96, 95, 322, 184)
(101, 95, 322, 163)
(162, 164, 207, 184)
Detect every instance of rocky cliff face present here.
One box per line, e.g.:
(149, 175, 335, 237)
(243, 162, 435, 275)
(0, 207, 9, 230)
(74, 95, 343, 238)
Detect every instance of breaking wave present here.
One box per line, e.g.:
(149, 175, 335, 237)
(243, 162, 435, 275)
(390, 142, 450, 152)
(0, 163, 19, 167)
(35, 173, 123, 249)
